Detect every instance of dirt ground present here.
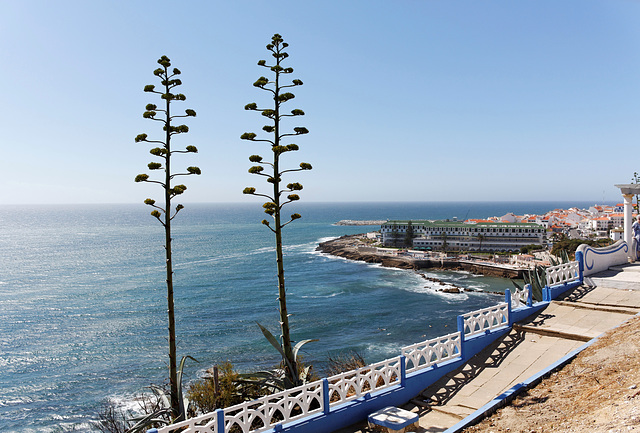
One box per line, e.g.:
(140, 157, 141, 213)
(464, 315, 640, 433)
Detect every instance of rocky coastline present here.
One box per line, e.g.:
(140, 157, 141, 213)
(316, 234, 523, 280)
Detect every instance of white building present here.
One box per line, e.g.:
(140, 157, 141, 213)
(563, 212, 584, 226)
(500, 213, 517, 223)
(608, 213, 624, 228)
(591, 217, 611, 231)
(610, 228, 624, 242)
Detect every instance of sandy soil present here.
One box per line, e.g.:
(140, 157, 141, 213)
(464, 315, 640, 433)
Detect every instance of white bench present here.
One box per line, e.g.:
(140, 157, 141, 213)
(367, 406, 419, 433)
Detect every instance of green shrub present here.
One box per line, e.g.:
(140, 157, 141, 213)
(187, 361, 241, 415)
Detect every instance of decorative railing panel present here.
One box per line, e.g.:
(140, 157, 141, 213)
(155, 411, 219, 433)
(545, 261, 579, 287)
(462, 303, 509, 338)
(510, 284, 529, 309)
(327, 357, 401, 406)
(402, 332, 461, 373)
(223, 380, 324, 433)
(155, 380, 324, 433)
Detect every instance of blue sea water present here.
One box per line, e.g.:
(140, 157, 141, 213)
(0, 201, 600, 432)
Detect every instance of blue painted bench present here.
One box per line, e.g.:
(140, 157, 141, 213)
(367, 406, 419, 433)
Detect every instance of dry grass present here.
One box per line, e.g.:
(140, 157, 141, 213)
(465, 316, 640, 433)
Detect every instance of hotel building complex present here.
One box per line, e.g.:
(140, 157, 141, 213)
(381, 220, 546, 252)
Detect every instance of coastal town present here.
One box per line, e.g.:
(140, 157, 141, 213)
(325, 203, 632, 274)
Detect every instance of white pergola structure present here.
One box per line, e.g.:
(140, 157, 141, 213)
(614, 184, 640, 256)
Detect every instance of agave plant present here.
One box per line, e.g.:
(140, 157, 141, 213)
(256, 323, 317, 389)
(124, 356, 197, 433)
(550, 249, 571, 266)
(512, 264, 546, 303)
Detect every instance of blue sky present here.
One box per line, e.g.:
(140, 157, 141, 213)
(1, 0, 639, 204)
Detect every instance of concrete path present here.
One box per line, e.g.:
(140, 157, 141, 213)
(334, 264, 640, 433)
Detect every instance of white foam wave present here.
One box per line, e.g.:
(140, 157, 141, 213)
(414, 286, 469, 301)
(252, 246, 275, 254)
(174, 246, 275, 268)
(284, 241, 320, 254)
(398, 278, 471, 301)
(0, 396, 33, 406)
(364, 342, 402, 358)
(318, 236, 339, 243)
(448, 269, 473, 276)
(104, 392, 148, 415)
(465, 283, 489, 292)
(312, 250, 371, 265)
(300, 291, 345, 299)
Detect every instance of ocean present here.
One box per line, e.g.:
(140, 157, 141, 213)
(0, 201, 600, 432)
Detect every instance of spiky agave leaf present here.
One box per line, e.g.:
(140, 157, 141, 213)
(236, 371, 287, 393)
(256, 322, 298, 384)
(176, 355, 198, 421)
(124, 409, 172, 433)
(292, 339, 318, 361)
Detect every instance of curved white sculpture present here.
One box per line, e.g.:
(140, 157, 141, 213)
(576, 240, 630, 277)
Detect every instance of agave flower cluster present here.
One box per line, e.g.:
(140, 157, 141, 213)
(241, 34, 312, 231)
(135, 55, 201, 225)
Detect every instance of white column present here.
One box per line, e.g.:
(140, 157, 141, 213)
(623, 193, 634, 251)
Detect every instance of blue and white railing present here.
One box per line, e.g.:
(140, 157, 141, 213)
(509, 283, 532, 309)
(150, 257, 586, 433)
(327, 357, 402, 405)
(545, 261, 580, 287)
(402, 332, 461, 374)
(461, 303, 509, 338)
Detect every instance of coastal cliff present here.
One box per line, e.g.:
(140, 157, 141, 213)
(316, 235, 417, 269)
(316, 234, 523, 278)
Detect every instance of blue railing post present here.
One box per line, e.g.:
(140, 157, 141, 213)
(322, 378, 330, 415)
(576, 250, 584, 283)
(543, 286, 550, 302)
(505, 288, 513, 326)
(525, 283, 533, 307)
(216, 408, 225, 433)
(400, 355, 407, 386)
(457, 315, 465, 360)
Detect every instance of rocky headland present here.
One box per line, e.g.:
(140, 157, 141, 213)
(316, 234, 523, 279)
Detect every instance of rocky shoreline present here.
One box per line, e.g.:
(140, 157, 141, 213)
(315, 234, 523, 280)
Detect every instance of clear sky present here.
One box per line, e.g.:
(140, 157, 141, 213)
(1, 0, 639, 205)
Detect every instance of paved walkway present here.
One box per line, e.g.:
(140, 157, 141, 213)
(335, 263, 640, 433)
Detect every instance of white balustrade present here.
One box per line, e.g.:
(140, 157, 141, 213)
(510, 285, 529, 309)
(463, 303, 509, 338)
(545, 261, 579, 287)
(327, 357, 401, 406)
(402, 332, 461, 373)
(155, 411, 218, 433)
(223, 380, 324, 433)
(156, 380, 324, 433)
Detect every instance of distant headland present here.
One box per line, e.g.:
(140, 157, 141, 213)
(335, 220, 387, 226)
